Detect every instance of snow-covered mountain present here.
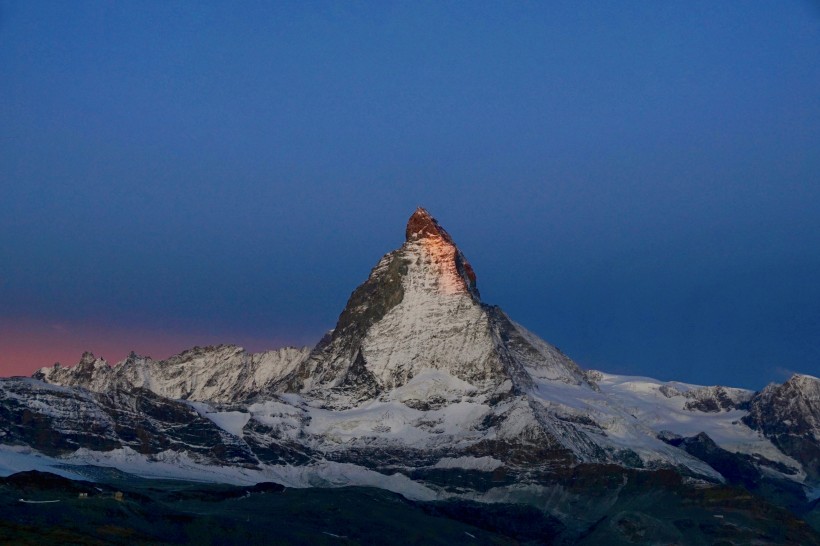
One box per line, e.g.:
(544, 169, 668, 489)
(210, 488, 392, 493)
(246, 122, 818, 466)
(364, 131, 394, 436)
(4, 208, 820, 528)
(0, 378, 255, 466)
(279, 207, 587, 405)
(34, 345, 310, 403)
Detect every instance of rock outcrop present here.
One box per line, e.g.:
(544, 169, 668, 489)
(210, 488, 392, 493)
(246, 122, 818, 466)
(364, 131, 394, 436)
(743, 374, 820, 480)
(35, 345, 311, 403)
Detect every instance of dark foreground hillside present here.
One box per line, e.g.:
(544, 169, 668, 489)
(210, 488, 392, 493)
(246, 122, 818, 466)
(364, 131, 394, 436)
(1, 469, 818, 545)
(1, 470, 506, 546)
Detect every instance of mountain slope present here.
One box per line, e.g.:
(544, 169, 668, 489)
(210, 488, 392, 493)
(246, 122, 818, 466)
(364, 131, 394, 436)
(744, 374, 820, 481)
(14, 207, 820, 536)
(35, 345, 310, 403)
(282, 208, 587, 406)
(0, 378, 255, 465)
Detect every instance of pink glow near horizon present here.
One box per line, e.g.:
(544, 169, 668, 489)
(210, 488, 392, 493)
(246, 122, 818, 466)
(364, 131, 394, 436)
(0, 320, 307, 377)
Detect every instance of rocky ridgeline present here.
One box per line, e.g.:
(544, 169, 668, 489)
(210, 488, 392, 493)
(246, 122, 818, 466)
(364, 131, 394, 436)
(34, 345, 311, 403)
(743, 374, 820, 481)
(3, 208, 819, 541)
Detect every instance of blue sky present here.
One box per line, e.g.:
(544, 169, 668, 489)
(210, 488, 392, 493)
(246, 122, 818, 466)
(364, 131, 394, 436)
(1, 1, 819, 388)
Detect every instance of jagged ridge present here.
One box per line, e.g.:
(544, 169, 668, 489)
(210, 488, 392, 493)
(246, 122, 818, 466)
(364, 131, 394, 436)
(15, 208, 820, 518)
(35, 345, 311, 403)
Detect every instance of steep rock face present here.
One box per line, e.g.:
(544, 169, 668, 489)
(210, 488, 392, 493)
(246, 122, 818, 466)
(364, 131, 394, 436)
(35, 345, 310, 403)
(35, 351, 111, 390)
(405, 207, 478, 297)
(282, 207, 587, 406)
(0, 378, 255, 465)
(260, 210, 735, 478)
(743, 374, 820, 480)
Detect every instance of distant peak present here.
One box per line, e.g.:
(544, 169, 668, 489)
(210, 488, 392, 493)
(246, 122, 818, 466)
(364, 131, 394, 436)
(75, 350, 108, 370)
(785, 373, 820, 390)
(124, 351, 150, 363)
(79, 351, 97, 365)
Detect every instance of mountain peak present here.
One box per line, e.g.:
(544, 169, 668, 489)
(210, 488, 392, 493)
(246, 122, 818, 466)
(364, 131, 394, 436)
(406, 207, 451, 242)
(404, 207, 478, 295)
(79, 351, 97, 365)
(281, 206, 592, 401)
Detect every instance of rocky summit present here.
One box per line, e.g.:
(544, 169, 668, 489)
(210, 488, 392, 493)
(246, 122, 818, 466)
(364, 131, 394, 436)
(3, 208, 820, 544)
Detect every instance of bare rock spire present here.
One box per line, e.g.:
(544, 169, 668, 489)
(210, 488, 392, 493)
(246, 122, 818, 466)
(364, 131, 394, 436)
(406, 207, 449, 241)
(405, 207, 478, 291)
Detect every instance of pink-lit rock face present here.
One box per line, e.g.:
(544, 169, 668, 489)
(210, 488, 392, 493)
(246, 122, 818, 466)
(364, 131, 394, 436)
(406, 207, 450, 241)
(405, 207, 478, 297)
(417, 235, 471, 296)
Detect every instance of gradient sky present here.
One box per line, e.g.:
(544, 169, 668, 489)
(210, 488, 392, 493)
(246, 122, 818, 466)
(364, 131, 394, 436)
(1, 1, 819, 389)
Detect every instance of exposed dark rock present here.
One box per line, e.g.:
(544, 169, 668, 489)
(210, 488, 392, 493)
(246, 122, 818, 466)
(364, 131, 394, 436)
(683, 385, 752, 412)
(281, 247, 410, 394)
(660, 431, 809, 513)
(406, 207, 478, 294)
(743, 374, 820, 481)
(405, 207, 453, 243)
(0, 379, 257, 466)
